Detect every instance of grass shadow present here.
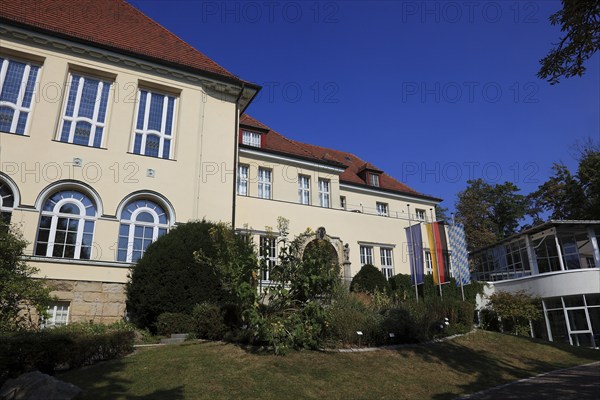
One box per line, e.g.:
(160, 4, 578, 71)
(58, 352, 185, 400)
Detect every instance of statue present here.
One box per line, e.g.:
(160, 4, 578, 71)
(343, 243, 350, 262)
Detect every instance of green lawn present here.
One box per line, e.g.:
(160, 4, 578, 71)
(59, 330, 600, 400)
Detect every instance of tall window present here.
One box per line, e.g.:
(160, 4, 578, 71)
(0, 57, 39, 135)
(415, 209, 426, 221)
(259, 235, 277, 281)
(242, 131, 261, 147)
(35, 190, 96, 260)
(369, 173, 380, 187)
(59, 73, 111, 147)
(258, 168, 272, 199)
(340, 196, 346, 209)
(117, 199, 169, 263)
(0, 180, 15, 224)
(42, 302, 70, 328)
(318, 179, 330, 208)
(380, 248, 394, 279)
(424, 250, 433, 275)
(298, 175, 310, 205)
(132, 89, 176, 159)
(376, 202, 388, 216)
(360, 245, 373, 265)
(237, 164, 249, 196)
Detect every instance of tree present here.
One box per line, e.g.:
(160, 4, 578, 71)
(434, 204, 450, 223)
(455, 179, 528, 251)
(350, 264, 389, 293)
(126, 220, 256, 331)
(486, 291, 541, 336)
(528, 163, 587, 221)
(577, 143, 600, 218)
(538, 0, 600, 84)
(529, 142, 600, 221)
(0, 223, 53, 331)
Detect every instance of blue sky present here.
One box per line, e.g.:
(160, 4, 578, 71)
(132, 0, 599, 212)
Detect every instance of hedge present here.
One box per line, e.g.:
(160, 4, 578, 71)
(0, 325, 134, 384)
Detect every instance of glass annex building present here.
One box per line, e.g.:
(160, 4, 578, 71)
(471, 221, 600, 348)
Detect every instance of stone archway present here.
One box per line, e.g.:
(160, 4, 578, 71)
(297, 227, 351, 282)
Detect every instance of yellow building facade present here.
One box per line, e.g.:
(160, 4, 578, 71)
(1, 0, 441, 325)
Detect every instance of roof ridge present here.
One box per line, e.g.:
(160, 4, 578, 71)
(121, 1, 238, 80)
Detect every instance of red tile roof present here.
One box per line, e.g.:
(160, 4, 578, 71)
(240, 115, 441, 201)
(0, 0, 244, 82)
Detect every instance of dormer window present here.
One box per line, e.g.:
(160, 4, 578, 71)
(369, 173, 380, 187)
(242, 130, 261, 147)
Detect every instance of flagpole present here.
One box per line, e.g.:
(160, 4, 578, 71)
(430, 208, 442, 299)
(452, 213, 466, 301)
(407, 204, 419, 303)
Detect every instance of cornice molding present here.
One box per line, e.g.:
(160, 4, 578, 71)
(0, 23, 258, 108)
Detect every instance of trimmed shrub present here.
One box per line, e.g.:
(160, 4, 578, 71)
(156, 313, 194, 336)
(192, 303, 228, 340)
(0, 323, 134, 384)
(126, 220, 256, 331)
(350, 264, 389, 293)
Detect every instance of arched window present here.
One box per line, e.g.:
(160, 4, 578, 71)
(117, 199, 168, 262)
(0, 180, 15, 224)
(35, 190, 97, 260)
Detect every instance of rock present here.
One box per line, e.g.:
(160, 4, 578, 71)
(0, 371, 82, 400)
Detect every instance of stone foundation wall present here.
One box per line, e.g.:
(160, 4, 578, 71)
(47, 279, 127, 324)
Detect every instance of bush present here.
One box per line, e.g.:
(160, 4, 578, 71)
(192, 303, 228, 340)
(0, 323, 134, 384)
(326, 292, 384, 347)
(350, 264, 389, 293)
(156, 313, 194, 336)
(126, 220, 256, 331)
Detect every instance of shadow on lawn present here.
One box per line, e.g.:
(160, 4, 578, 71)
(58, 357, 185, 400)
(396, 334, 600, 400)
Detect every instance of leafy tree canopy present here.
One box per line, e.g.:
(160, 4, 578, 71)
(0, 223, 53, 331)
(529, 141, 600, 222)
(538, 0, 600, 84)
(455, 179, 529, 251)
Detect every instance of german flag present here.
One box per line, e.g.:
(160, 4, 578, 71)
(426, 222, 449, 285)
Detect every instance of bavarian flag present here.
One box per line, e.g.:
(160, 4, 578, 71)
(425, 222, 449, 285)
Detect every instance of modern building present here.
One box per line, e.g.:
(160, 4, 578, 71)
(0, 0, 443, 326)
(471, 220, 600, 347)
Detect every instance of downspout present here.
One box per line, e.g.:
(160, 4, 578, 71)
(231, 83, 245, 231)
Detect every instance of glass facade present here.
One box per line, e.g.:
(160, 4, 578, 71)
(540, 294, 600, 348)
(471, 224, 599, 282)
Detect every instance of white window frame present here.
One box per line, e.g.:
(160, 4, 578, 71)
(298, 175, 310, 205)
(242, 130, 261, 147)
(0, 180, 15, 223)
(237, 164, 249, 196)
(380, 247, 394, 279)
(117, 200, 169, 263)
(42, 302, 70, 328)
(416, 209, 426, 221)
(35, 191, 96, 260)
(131, 88, 177, 159)
(58, 73, 111, 147)
(0, 56, 40, 135)
(360, 245, 373, 265)
(259, 235, 277, 281)
(369, 173, 380, 187)
(425, 250, 433, 275)
(318, 178, 330, 208)
(258, 168, 272, 199)
(376, 202, 388, 216)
